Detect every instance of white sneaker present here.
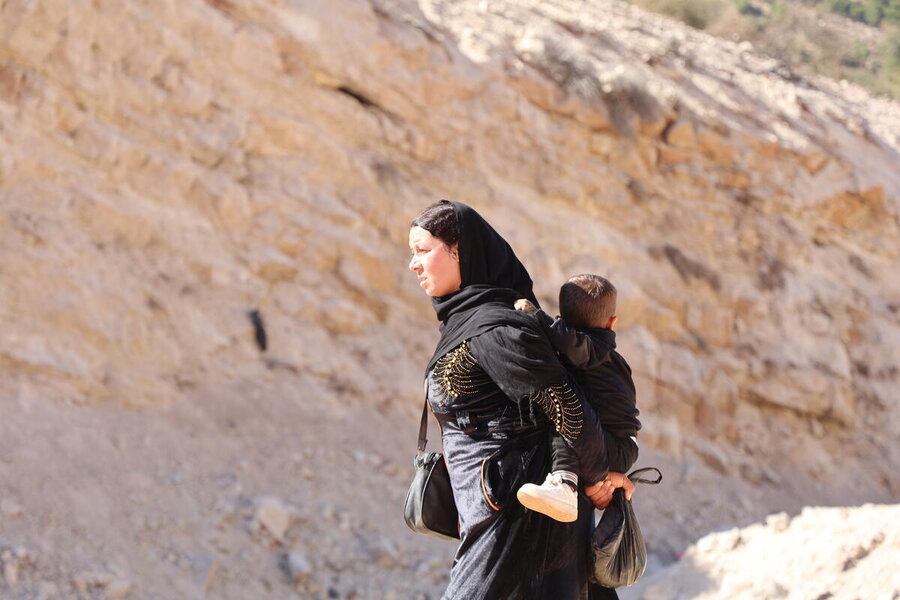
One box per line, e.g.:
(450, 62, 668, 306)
(516, 472, 578, 522)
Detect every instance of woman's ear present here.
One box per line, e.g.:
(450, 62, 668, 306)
(450, 243, 460, 261)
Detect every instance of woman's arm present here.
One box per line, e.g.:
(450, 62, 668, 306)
(469, 323, 610, 485)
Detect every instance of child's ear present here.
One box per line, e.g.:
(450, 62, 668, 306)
(607, 315, 618, 330)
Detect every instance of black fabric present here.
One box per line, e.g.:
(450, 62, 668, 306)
(442, 202, 537, 304)
(535, 311, 641, 439)
(413, 201, 615, 598)
(470, 328, 609, 486)
(531, 310, 640, 475)
(603, 431, 639, 474)
(426, 201, 540, 376)
(426, 358, 601, 600)
(551, 433, 579, 473)
(537, 310, 613, 372)
(551, 430, 639, 475)
(574, 341, 641, 439)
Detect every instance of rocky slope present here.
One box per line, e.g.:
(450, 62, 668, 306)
(1, 0, 898, 598)
(621, 503, 900, 600)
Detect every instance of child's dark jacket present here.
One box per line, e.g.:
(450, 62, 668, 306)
(535, 310, 642, 473)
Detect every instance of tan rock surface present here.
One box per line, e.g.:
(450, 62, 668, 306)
(1, 0, 898, 597)
(622, 504, 900, 600)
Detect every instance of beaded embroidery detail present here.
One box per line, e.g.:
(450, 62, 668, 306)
(432, 340, 478, 402)
(529, 382, 583, 442)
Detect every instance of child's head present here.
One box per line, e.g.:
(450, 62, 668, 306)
(558, 274, 617, 330)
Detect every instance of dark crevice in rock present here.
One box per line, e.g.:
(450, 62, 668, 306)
(848, 254, 872, 278)
(205, 0, 237, 19)
(651, 244, 722, 290)
(337, 86, 379, 109)
(757, 257, 787, 291)
(841, 533, 884, 572)
(248, 309, 268, 352)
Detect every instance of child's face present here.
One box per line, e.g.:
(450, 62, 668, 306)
(408, 226, 461, 297)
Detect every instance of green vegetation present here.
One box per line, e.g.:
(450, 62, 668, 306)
(629, 0, 728, 29)
(737, 0, 764, 15)
(821, 0, 900, 27)
(624, 0, 900, 99)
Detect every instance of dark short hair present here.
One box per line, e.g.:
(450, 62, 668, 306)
(558, 274, 617, 329)
(411, 200, 458, 248)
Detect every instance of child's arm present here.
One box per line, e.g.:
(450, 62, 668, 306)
(604, 431, 639, 473)
(515, 299, 611, 370)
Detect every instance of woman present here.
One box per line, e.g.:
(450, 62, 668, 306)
(408, 200, 618, 599)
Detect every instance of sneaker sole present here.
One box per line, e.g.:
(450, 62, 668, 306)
(516, 488, 578, 523)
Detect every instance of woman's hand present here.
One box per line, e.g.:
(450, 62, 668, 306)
(584, 472, 635, 510)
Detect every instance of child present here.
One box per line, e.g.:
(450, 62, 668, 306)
(515, 274, 641, 522)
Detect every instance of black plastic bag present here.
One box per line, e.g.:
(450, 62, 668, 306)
(590, 467, 662, 588)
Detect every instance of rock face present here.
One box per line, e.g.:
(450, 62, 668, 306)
(0, 0, 898, 597)
(622, 503, 900, 600)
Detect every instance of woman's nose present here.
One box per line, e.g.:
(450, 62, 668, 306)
(409, 255, 419, 271)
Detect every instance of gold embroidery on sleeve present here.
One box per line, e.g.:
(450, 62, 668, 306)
(433, 340, 478, 401)
(529, 383, 584, 441)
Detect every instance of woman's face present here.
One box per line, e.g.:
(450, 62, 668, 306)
(408, 226, 462, 297)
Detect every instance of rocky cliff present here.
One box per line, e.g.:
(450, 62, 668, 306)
(622, 503, 900, 600)
(1, 0, 898, 598)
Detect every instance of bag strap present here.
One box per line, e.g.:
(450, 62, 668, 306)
(417, 380, 429, 454)
(417, 398, 429, 454)
(627, 467, 662, 485)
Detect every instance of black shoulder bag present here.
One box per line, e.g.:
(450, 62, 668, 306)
(403, 398, 460, 541)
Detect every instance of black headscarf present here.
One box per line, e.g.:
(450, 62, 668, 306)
(425, 202, 540, 375)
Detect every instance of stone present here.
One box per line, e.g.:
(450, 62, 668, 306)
(3, 561, 18, 587)
(35, 581, 59, 600)
(748, 370, 833, 417)
(665, 119, 697, 149)
(106, 580, 133, 599)
(638, 505, 900, 599)
(717, 167, 752, 191)
(0, 499, 22, 518)
(656, 142, 692, 165)
(256, 497, 292, 542)
(765, 512, 790, 532)
(803, 150, 829, 174)
(697, 126, 736, 163)
(73, 571, 113, 593)
(282, 552, 312, 584)
(589, 131, 617, 157)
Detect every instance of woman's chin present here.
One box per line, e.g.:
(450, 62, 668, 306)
(426, 286, 460, 298)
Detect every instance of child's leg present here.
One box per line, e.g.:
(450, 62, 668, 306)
(516, 432, 579, 522)
(550, 432, 580, 488)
